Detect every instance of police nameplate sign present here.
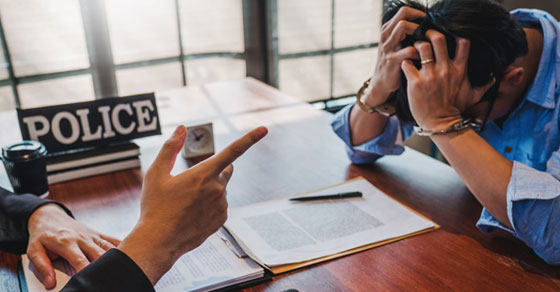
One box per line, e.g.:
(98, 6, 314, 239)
(17, 93, 161, 153)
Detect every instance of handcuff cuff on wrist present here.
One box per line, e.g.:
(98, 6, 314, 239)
(413, 119, 482, 136)
(355, 78, 395, 117)
(356, 78, 482, 137)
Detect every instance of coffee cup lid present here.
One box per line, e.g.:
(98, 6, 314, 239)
(1, 141, 47, 162)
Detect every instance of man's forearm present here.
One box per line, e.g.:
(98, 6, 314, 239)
(431, 129, 513, 228)
(118, 224, 178, 285)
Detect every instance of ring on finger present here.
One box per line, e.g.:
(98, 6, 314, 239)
(421, 58, 435, 65)
(94, 238, 108, 249)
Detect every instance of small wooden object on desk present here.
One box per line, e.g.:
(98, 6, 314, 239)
(182, 122, 215, 165)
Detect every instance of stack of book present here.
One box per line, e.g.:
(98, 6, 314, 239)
(46, 142, 141, 184)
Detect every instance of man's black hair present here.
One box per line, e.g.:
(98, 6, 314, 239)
(383, 0, 529, 124)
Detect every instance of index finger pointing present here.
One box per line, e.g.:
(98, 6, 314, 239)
(208, 126, 268, 173)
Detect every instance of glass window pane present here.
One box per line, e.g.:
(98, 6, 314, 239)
(105, 0, 179, 64)
(116, 62, 183, 96)
(278, 0, 331, 54)
(185, 58, 245, 86)
(0, 0, 89, 76)
(279, 55, 330, 102)
(334, 0, 382, 48)
(0, 86, 15, 111)
(333, 48, 377, 97)
(18, 75, 95, 109)
(179, 0, 244, 55)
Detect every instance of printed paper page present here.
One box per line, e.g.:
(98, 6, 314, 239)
(154, 230, 263, 292)
(225, 178, 435, 266)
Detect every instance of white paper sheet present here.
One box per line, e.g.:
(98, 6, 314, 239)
(22, 256, 74, 292)
(225, 178, 435, 266)
(154, 230, 263, 292)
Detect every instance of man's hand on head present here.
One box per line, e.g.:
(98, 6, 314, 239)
(401, 30, 496, 132)
(27, 204, 121, 289)
(348, 6, 427, 146)
(118, 125, 268, 285)
(367, 6, 425, 106)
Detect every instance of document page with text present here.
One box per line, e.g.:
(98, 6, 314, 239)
(225, 178, 436, 267)
(154, 229, 264, 292)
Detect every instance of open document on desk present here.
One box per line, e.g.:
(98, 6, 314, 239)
(19, 229, 266, 292)
(224, 177, 439, 274)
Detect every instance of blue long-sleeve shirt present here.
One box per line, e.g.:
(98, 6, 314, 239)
(332, 9, 560, 265)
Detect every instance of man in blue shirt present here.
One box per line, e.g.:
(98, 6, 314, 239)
(332, 0, 560, 264)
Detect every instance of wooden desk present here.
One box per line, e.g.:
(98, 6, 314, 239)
(1, 78, 559, 291)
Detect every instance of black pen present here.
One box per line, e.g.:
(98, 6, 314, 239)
(289, 191, 363, 202)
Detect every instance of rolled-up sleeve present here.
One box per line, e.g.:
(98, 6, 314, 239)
(476, 158, 560, 265)
(331, 104, 414, 164)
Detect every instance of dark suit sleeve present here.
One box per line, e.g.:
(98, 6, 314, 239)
(0, 187, 73, 254)
(62, 248, 154, 292)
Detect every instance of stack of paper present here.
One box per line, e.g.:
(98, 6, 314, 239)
(224, 177, 438, 274)
(154, 230, 265, 292)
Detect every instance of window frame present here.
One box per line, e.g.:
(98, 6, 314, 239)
(0, 0, 385, 110)
(264, 0, 382, 109)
